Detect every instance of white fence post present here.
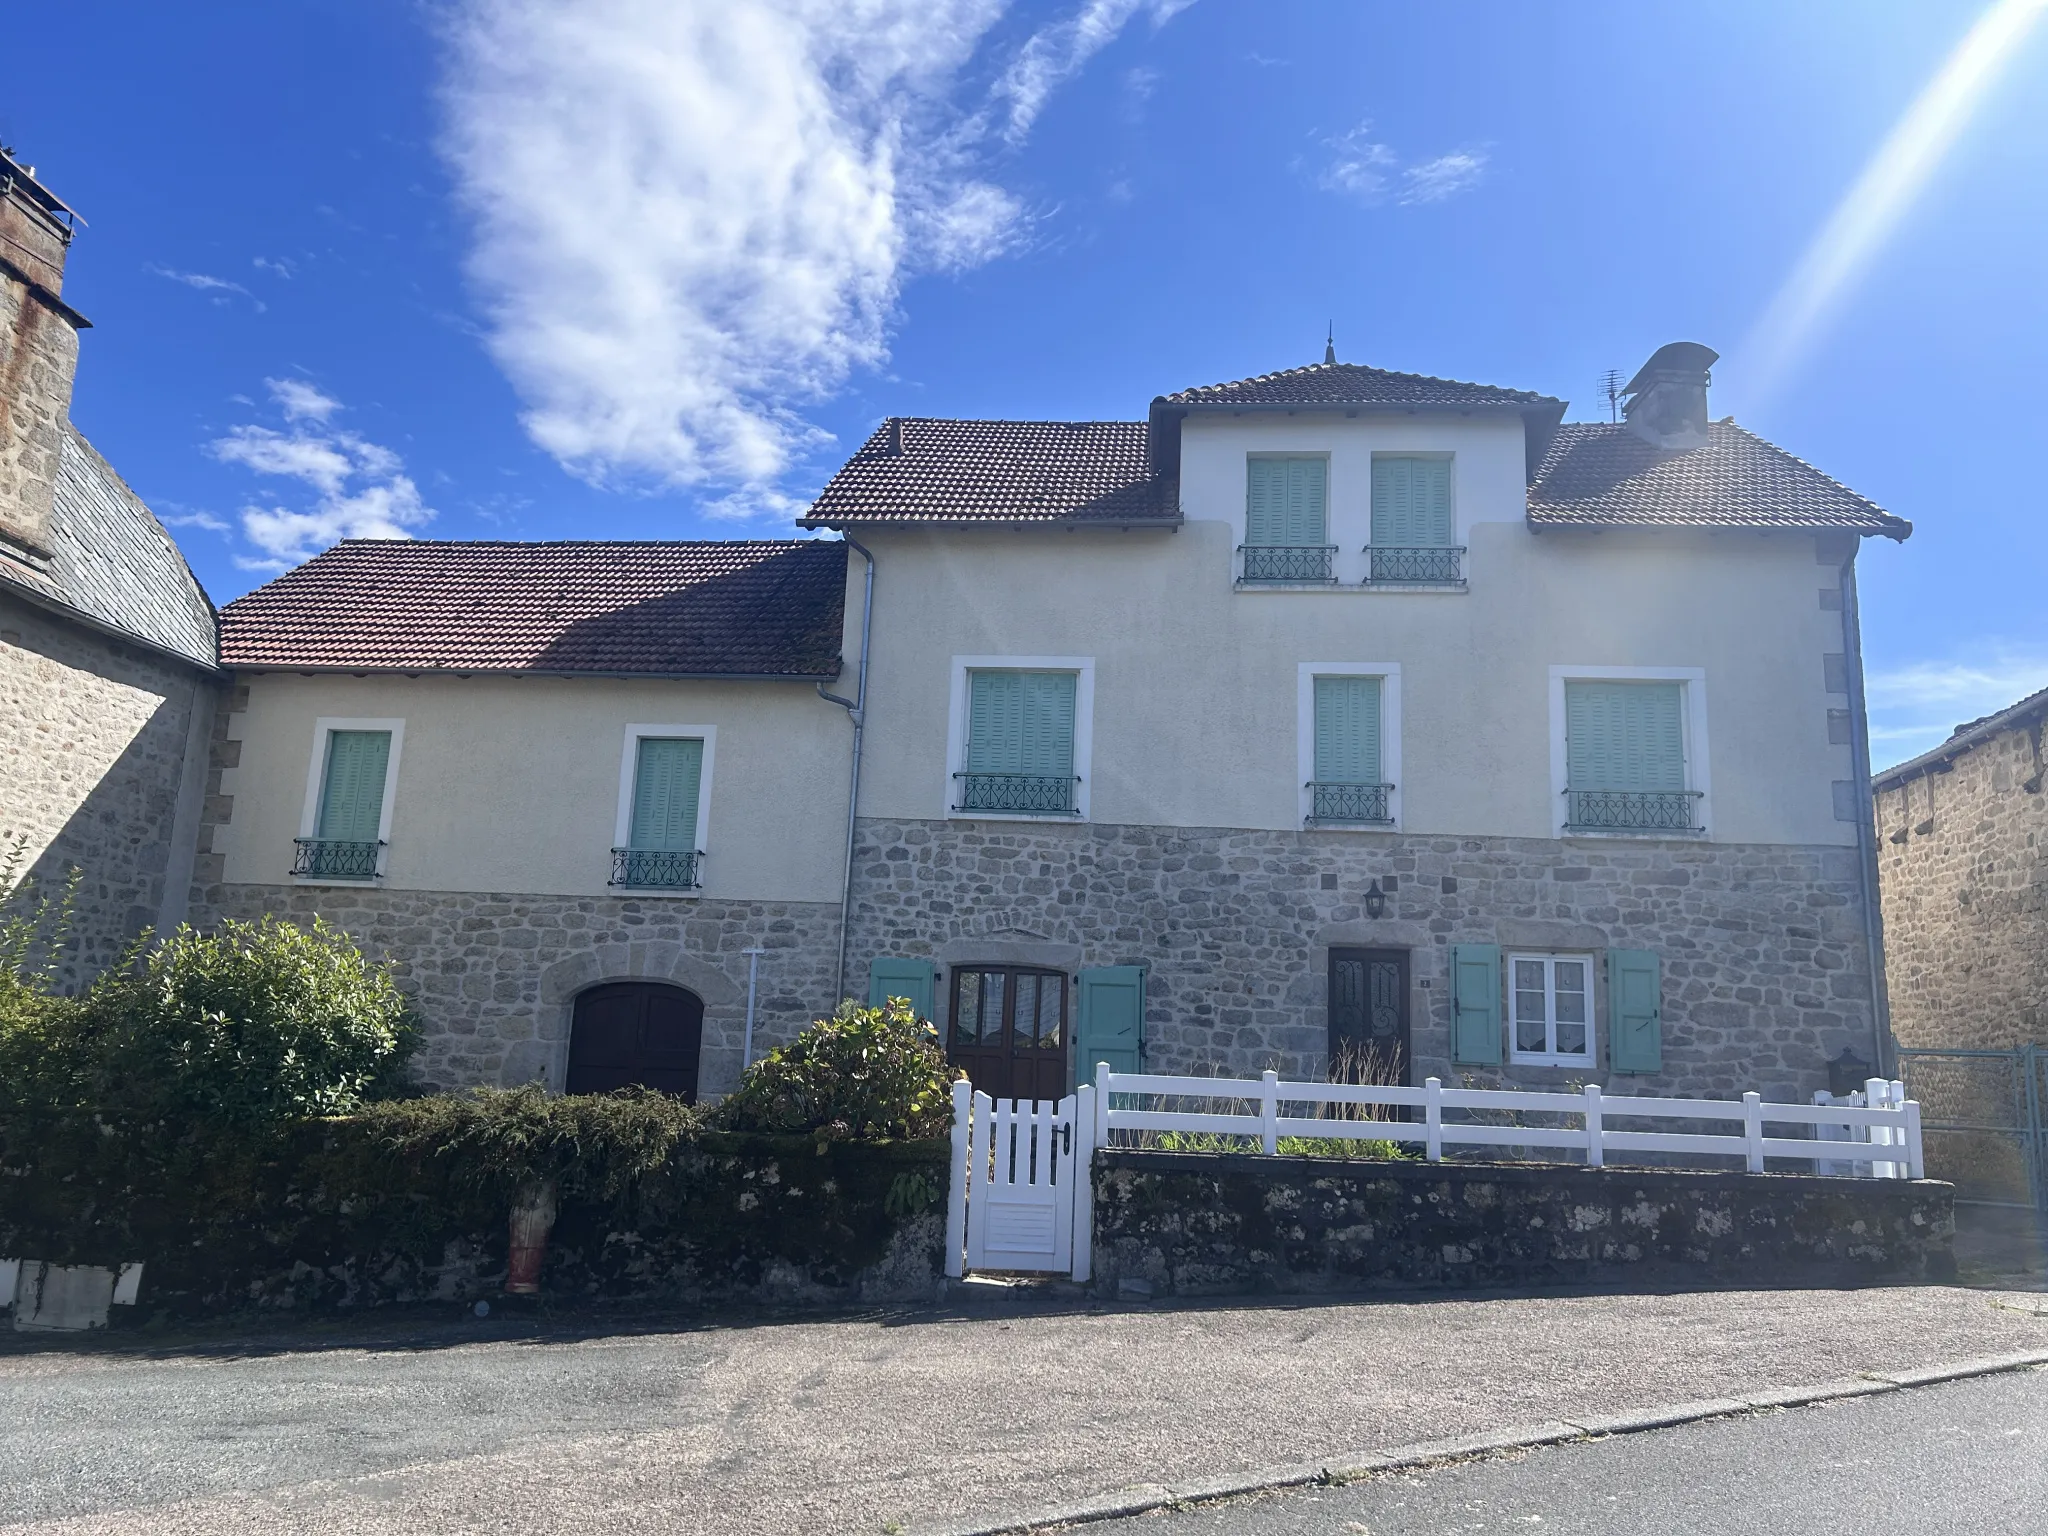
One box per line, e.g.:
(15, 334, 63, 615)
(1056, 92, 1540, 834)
(1866, 1077, 1895, 1179)
(1742, 1091, 1765, 1173)
(1584, 1082, 1604, 1168)
(1095, 1060, 1112, 1148)
(944, 1078, 972, 1279)
(1889, 1081, 1909, 1180)
(1424, 1076, 1443, 1162)
(1903, 1096, 1925, 1180)
(1260, 1069, 1279, 1156)
(1072, 1083, 1096, 1282)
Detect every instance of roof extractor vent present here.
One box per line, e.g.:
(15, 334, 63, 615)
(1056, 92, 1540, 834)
(1621, 341, 1718, 451)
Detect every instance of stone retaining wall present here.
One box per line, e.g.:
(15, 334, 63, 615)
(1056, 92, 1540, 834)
(1090, 1149, 1954, 1296)
(190, 882, 842, 1094)
(848, 816, 1878, 1101)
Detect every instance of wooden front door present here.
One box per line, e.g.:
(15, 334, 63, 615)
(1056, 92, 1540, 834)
(566, 981, 704, 1100)
(948, 966, 1070, 1103)
(1328, 947, 1410, 1086)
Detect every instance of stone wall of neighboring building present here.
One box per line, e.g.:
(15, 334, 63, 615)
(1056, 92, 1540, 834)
(1875, 704, 2048, 1052)
(0, 590, 214, 984)
(847, 816, 1880, 1103)
(191, 879, 843, 1096)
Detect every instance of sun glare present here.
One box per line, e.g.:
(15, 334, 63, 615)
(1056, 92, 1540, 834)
(1741, 0, 2048, 404)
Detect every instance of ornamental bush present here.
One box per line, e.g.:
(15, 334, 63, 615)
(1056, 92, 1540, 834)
(712, 997, 956, 1143)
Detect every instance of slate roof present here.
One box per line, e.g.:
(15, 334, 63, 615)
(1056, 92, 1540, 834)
(1159, 360, 1563, 411)
(1873, 683, 2048, 787)
(1527, 421, 1910, 538)
(218, 539, 846, 677)
(800, 418, 1175, 527)
(0, 425, 217, 669)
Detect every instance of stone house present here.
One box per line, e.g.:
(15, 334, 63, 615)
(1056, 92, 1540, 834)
(0, 151, 220, 983)
(1874, 686, 2048, 1053)
(199, 339, 1911, 1107)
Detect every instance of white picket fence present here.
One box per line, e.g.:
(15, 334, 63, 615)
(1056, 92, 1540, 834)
(1084, 1065, 1925, 1179)
(944, 1067, 1926, 1283)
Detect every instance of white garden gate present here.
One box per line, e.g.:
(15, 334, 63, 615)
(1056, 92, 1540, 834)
(945, 1080, 1095, 1281)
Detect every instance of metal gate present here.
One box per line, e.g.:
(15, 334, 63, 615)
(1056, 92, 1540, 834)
(1896, 1046, 2047, 1213)
(945, 1081, 1095, 1280)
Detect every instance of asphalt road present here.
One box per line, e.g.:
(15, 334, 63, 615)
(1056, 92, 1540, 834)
(0, 1285, 2042, 1534)
(1086, 1368, 2048, 1535)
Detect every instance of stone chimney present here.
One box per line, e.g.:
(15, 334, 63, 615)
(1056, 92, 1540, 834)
(0, 149, 87, 562)
(1621, 341, 1718, 452)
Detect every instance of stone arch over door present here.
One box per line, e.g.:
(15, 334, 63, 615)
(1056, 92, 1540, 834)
(520, 944, 743, 1091)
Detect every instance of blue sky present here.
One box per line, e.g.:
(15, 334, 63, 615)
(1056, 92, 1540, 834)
(8, 0, 2046, 766)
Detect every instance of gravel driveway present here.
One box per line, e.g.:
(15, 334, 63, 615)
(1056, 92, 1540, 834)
(3, 1285, 2045, 1535)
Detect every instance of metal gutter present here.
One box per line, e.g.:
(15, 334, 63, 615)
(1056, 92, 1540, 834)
(816, 534, 875, 1003)
(222, 664, 840, 683)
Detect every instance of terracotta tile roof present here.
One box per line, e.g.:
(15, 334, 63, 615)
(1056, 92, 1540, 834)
(0, 425, 218, 670)
(1159, 359, 1562, 410)
(800, 418, 1176, 527)
(1527, 421, 1910, 539)
(219, 539, 846, 677)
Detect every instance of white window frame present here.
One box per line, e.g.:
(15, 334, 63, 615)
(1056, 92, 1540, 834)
(614, 724, 717, 899)
(297, 717, 406, 883)
(1547, 665, 1710, 839)
(1297, 663, 1402, 830)
(1507, 951, 1597, 1067)
(945, 656, 1095, 822)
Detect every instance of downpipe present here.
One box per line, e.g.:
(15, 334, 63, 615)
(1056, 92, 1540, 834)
(1839, 549, 1894, 1078)
(818, 535, 874, 1004)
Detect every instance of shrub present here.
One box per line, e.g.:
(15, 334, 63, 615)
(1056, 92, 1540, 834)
(712, 997, 955, 1143)
(350, 1084, 698, 1203)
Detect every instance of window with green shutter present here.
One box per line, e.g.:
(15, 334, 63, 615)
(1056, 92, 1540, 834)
(614, 737, 704, 889)
(1309, 675, 1389, 823)
(296, 729, 391, 880)
(957, 670, 1078, 814)
(1369, 456, 1461, 583)
(1242, 457, 1333, 582)
(1563, 680, 1699, 832)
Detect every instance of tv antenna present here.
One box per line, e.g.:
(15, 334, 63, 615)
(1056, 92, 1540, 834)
(1599, 369, 1626, 423)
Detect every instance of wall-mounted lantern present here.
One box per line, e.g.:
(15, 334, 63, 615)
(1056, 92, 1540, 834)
(1363, 879, 1387, 920)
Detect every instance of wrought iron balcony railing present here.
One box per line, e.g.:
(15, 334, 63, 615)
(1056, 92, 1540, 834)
(611, 847, 704, 890)
(952, 772, 1080, 815)
(1306, 781, 1394, 825)
(292, 838, 384, 880)
(1564, 788, 1704, 833)
(1238, 544, 1338, 584)
(1366, 545, 1466, 585)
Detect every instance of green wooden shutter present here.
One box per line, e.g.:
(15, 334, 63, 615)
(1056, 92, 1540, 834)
(968, 670, 1074, 778)
(1450, 943, 1503, 1065)
(1246, 458, 1327, 546)
(1566, 682, 1685, 791)
(316, 730, 392, 842)
(1020, 672, 1076, 778)
(1313, 675, 1381, 784)
(867, 957, 937, 1021)
(1607, 949, 1663, 1073)
(1076, 965, 1145, 1081)
(629, 737, 704, 850)
(1371, 457, 1453, 548)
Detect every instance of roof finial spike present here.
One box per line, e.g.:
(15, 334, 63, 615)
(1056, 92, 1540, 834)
(1324, 322, 1336, 366)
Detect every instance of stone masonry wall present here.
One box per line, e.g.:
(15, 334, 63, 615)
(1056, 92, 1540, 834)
(848, 816, 1880, 1103)
(191, 880, 843, 1096)
(1876, 716, 2047, 1052)
(0, 592, 211, 985)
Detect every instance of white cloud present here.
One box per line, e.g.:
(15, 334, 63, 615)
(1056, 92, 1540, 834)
(1866, 648, 2048, 766)
(1318, 124, 1397, 199)
(1316, 127, 1488, 207)
(252, 256, 296, 279)
(1400, 150, 1487, 204)
(147, 265, 265, 311)
(206, 382, 433, 565)
(435, 0, 1192, 507)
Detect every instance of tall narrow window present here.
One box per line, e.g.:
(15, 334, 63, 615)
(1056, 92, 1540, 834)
(1564, 680, 1696, 832)
(956, 670, 1078, 814)
(296, 729, 391, 880)
(615, 737, 704, 889)
(1242, 456, 1332, 583)
(1369, 456, 1461, 584)
(1308, 675, 1390, 824)
(1510, 953, 1593, 1064)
